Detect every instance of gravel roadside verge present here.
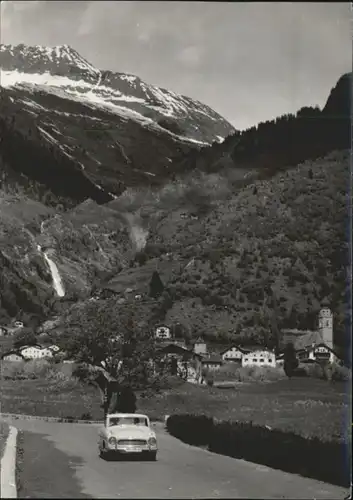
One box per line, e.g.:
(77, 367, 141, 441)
(0, 420, 10, 460)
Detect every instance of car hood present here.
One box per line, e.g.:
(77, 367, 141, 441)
(106, 425, 156, 440)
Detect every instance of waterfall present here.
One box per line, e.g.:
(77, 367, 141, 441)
(37, 245, 65, 297)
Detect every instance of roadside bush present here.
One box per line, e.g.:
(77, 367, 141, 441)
(167, 414, 350, 487)
(303, 362, 326, 379)
(303, 362, 351, 382)
(215, 365, 285, 383)
(208, 420, 350, 487)
(331, 363, 351, 382)
(166, 414, 214, 446)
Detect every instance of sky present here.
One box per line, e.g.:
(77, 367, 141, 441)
(0, 1, 351, 130)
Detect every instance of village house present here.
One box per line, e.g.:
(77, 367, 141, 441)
(155, 325, 172, 340)
(241, 349, 276, 367)
(284, 308, 339, 364)
(201, 355, 223, 371)
(157, 342, 201, 362)
(1, 351, 25, 362)
(1, 342, 61, 362)
(157, 342, 188, 358)
(20, 345, 54, 360)
(156, 342, 203, 379)
(297, 342, 339, 365)
(220, 345, 248, 363)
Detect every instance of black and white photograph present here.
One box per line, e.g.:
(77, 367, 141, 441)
(0, 1, 351, 498)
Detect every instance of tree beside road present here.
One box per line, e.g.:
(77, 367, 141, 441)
(59, 297, 167, 416)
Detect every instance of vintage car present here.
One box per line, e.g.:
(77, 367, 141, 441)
(98, 413, 158, 461)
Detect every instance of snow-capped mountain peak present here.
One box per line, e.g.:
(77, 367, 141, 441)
(0, 43, 235, 143)
(0, 43, 99, 79)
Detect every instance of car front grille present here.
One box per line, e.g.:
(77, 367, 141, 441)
(117, 439, 147, 446)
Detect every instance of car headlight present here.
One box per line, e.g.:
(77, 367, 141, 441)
(108, 437, 117, 445)
(148, 437, 157, 447)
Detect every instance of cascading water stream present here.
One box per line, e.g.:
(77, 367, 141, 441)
(37, 245, 65, 297)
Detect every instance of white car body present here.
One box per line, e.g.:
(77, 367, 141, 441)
(98, 413, 158, 461)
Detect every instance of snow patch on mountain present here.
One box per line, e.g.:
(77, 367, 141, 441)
(0, 43, 235, 144)
(37, 125, 58, 145)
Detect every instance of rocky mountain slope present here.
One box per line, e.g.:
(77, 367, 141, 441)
(104, 150, 350, 344)
(0, 44, 235, 207)
(0, 150, 350, 351)
(0, 63, 350, 353)
(0, 84, 196, 206)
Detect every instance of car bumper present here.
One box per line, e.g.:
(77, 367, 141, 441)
(107, 445, 157, 454)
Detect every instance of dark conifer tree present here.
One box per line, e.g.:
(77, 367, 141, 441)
(149, 270, 164, 298)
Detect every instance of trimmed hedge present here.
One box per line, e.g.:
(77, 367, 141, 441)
(166, 414, 350, 487)
(166, 414, 213, 446)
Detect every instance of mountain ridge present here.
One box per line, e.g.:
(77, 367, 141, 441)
(0, 43, 238, 208)
(0, 43, 235, 143)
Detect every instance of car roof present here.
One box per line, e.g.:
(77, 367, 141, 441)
(107, 413, 148, 419)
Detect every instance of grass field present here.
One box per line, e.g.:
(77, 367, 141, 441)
(1, 378, 103, 421)
(139, 378, 350, 442)
(0, 420, 10, 460)
(1, 375, 350, 443)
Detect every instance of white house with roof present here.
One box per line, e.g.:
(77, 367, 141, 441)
(241, 349, 276, 367)
(20, 345, 54, 360)
(296, 343, 337, 364)
(155, 326, 171, 340)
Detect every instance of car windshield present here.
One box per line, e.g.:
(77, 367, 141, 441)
(109, 417, 148, 427)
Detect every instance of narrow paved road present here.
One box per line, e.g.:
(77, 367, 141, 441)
(11, 418, 347, 499)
